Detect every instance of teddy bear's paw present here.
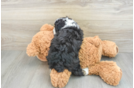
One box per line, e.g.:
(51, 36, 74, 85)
(102, 40, 118, 58)
(82, 68, 89, 76)
(50, 69, 71, 88)
(99, 61, 122, 86)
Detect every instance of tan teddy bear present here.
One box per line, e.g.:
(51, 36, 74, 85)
(27, 24, 54, 61)
(79, 36, 122, 86)
(50, 36, 122, 88)
(27, 24, 122, 88)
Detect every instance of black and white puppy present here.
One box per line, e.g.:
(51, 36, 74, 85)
(47, 17, 84, 76)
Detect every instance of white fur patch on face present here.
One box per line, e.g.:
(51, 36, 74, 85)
(62, 17, 79, 29)
(53, 28, 56, 34)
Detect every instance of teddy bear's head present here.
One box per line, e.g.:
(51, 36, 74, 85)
(40, 24, 54, 31)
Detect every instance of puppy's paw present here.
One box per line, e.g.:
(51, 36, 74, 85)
(82, 68, 89, 76)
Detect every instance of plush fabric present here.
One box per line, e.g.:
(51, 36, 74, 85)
(88, 61, 122, 86)
(26, 24, 54, 61)
(79, 36, 102, 68)
(79, 36, 118, 68)
(50, 69, 71, 88)
(102, 40, 118, 57)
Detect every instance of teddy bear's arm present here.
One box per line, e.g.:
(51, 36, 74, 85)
(85, 36, 101, 47)
(88, 61, 122, 86)
(101, 40, 118, 57)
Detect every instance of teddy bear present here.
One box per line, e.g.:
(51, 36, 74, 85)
(79, 36, 122, 86)
(26, 24, 54, 61)
(50, 36, 122, 88)
(27, 24, 122, 88)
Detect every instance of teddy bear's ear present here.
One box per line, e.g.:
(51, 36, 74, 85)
(94, 36, 99, 39)
(40, 24, 54, 31)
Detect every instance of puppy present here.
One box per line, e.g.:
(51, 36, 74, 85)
(47, 17, 84, 76)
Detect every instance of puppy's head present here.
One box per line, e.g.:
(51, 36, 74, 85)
(54, 16, 79, 34)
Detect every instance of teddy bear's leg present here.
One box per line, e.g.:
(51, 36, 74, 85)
(88, 61, 122, 86)
(101, 40, 118, 57)
(26, 43, 39, 56)
(50, 69, 71, 88)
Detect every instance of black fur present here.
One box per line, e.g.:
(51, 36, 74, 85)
(47, 18, 84, 76)
(54, 17, 73, 33)
(55, 18, 65, 33)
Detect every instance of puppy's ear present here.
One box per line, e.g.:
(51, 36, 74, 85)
(54, 19, 65, 33)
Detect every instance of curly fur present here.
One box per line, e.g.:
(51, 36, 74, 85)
(50, 69, 71, 88)
(47, 17, 84, 76)
(26, 24, 54, 61)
